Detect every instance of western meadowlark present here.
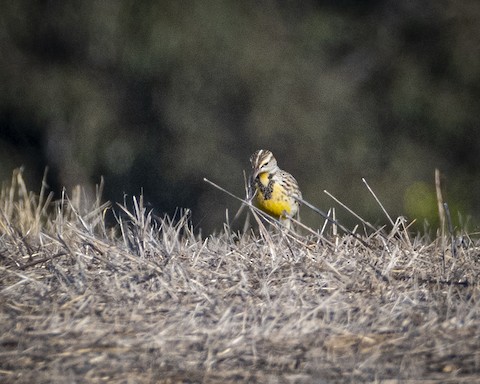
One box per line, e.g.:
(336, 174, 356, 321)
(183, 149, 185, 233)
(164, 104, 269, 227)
(249, 149, 302, 228)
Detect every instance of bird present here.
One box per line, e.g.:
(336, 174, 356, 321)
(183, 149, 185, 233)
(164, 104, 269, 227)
(249, 149, 302, 228)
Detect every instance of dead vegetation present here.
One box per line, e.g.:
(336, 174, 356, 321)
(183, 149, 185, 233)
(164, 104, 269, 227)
(0, 170, 479, 383)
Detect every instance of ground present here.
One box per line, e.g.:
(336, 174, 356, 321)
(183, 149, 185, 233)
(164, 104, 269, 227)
(1, 171, 479, 383)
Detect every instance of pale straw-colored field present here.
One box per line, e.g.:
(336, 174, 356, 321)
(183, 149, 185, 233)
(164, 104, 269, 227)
(1, 171, 479, 383)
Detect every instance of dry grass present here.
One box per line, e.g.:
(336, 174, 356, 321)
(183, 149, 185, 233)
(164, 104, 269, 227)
(1, 170, 479, 383)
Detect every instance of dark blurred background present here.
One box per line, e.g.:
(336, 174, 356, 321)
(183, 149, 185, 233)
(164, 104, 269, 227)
(1, 1, 479, 234)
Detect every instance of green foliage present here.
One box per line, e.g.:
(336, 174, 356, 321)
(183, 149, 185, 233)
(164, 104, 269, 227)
(0, 0, 479, 233)
(404, 181, 438, 227)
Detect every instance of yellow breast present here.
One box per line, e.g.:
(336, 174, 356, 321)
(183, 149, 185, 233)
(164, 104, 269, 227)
(254, 173, 294, 218)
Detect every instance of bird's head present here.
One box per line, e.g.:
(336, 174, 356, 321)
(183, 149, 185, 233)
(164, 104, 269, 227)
(250, 149, 279, 178)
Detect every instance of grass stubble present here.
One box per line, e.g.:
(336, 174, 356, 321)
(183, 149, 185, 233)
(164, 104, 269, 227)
(0, 170, 479, 383)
